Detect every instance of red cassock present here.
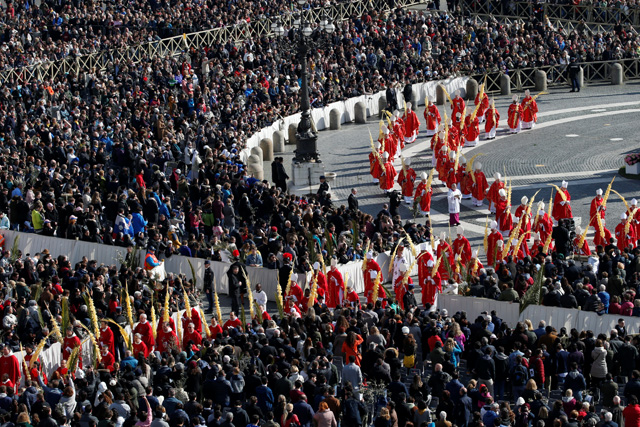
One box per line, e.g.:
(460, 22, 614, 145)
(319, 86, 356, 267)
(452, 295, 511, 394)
(431, 133, 442, 152)
(446, 166, 458, 190)
(552, 190, 573, 221)
(437, 242, 454, 281)
(615, 222, 636, 251)
(209, 324, 223, 339)
(424, 105, 441, 131)
(223, 317, 242, 331)
(157, 329, 178, 353)
(574, 237, 592, 256)
(514, 205, 532, 235)
(466, 259, 485, 277)
(101, 351, 116, 372)
(452, 115, 463, 133)
(521, 97, 538, 123)
(534, 213, 554, 245)
(327, 269, 344, 308)
(487, 231, 504, 267)
(415, 182, 433, 213)
(364, 260, 381, 302)
(133, 340, 150, 358)
(508, 104, 522, 129)
(98, 327, 115, 358)
(397, 168, 416, 197)
(475, 93, 489, 118)
(182, 329, 202, 350)
(379, 162, 397, 191)
(0, 355, 20, 388)
(346, 290, 361, 309)
(63, 334, 81, 360)
(452, 236, 472, 266)
(508, 242, 526, 261)
(448, 127, 460, 150)
(472, 171, 489, 202)
(485, 107, 500, 132)
(404, 111, 420, 141)
(369, 152, 384, 179)
(451, 97, 465, 118)
(464, 116, 480, 142)
(394, 274, 411, 311)
(593, 225, 613, 248)
(495, 199, 513, 232)
(590, 196, 606, 226)
(458, 170, 473, 197)
(134, 320, 156, 352)
(487, 181, 505, 206)
(156, 317, 176, 337)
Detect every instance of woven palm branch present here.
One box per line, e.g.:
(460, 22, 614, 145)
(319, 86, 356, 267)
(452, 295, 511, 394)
(103, 318, 132, 351)
(548, 184, 567, 202)
(388, 237, 405, 277)
(520, 265, 545, 313)
(30, 334, 48, 369)
(66, 345, 81, 373)
(603, 176, 615, 208)
(611, 189, 629, 211)
(275, 284, 285, 318)
(61, 297, 70, 334)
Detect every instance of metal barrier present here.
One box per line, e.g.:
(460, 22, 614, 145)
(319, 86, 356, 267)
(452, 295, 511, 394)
(460, 0, 640, 28)
(0, 0, 428, 85)
(471, 58, 640, 93)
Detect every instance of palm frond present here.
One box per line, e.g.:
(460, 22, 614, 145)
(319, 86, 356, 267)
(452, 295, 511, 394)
(520, 265, 545, 313)
(103, 318, 132, 351)
(61, 297, 70, 334)
(187, 259, 197, 289)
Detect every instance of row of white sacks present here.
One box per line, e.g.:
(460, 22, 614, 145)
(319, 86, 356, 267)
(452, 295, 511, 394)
(239, 76, 469, 161)
(0, 230, 424, 301)
(438, 294, 639, 336)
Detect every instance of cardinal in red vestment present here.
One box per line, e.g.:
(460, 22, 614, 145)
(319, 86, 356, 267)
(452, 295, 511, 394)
(507, 95, 522, 133)
(403, 102, 420, 143)
(327, 259, 344, 308)
(521, 90, 539, 129)
(551, 181, 573, 221)
(471, 162, 489, 207)
(379, 152, 397, 193)
(415, 172, 433, 216)
(424, 98, 441, 136)
(397, 158, 416, 204)
(133, 314, 155, 353)
(484, 101, 500, 140)
(0, 347, 20, 392)
(590, 188, 606, 226)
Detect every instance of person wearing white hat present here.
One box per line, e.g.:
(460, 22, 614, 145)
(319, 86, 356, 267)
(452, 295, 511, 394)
(379, 151, 397, 194)
(484, 99, 500, 140)
(521, 89, 539, 130)
(629, 198, 640, 238)
(573, 226, 592, 257)
(447, 183, 462, 226)
(364, 251, 381, 304)
(463, 111, 480, 147)
(590, 188, 606, 227)
(496, 188, 513, 237)
(507, 95, 523, 134)
(514, 196, 532, 236)
(424, 96, 441, 137)
(398, 157, 416, 204)
(615, 212, 636, 252)
(487, 220, 504, 267)
(487, 172, 505, 214)
(390, 110, 405, 153)
(420, 258, 441, 309)
(534, 206, 554, 248)
(471, 162, 489, 207)
(552, 181, 573, 221)
(451, 89, 465, 122)
(380, 126, 397, 162)
(369, 140, 384, 184)
(453, 225, 472, 265)
(414, 171, 433, 217)
(403, 102, 421, 144)
(326, 258, 344, 308)
(475, 85, 489, 124)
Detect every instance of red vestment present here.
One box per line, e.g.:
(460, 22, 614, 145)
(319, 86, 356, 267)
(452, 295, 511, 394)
(0, 354, 20, 389)
(452, 236, 472, 266)
(615, 222, 636, 251)
(62, 334, 81, 360)
(327, 269, 344, 308)
(487, 231, 504, 267)
(593, 225, 613, 248)
(101, 351, 116, 372)
(316, 271, 328, 299)
(397, 167, 416, 197)
(521, 97, 539, 122)
(414, 182, 433, 213)
(424, 104, 441, 131)
(346, 290, 361, 309)
(590, 196, 606, 226)
(157, 329, 178, 353)
(475, 92, 489, 118)
(573, 237, 592, 256)
(464, 116, 480, 142)
(287, 283, 304, 306)
(134, 320, 155, 352)
(133, 341, 150, 358)
(182, 329, 202, 350)
(98, 326, 115, 358)
(508, 104, 522, 129)
(552, 189, 573, 221)
(451, 97, 465, 118)
(485, 107, 500, 132)
(472, 171, 489, 201)
(403, 110, 420, 142)
(379, 162, 397, 191)
(369, 151, 383, 179)
(534, 213, 554, 245)
(364, 260, 381, 303)
(437, 241, 454, 282)
(209, 324, 223, 339)
(514, 205, 532, 235)
(487, 181, 505, 206)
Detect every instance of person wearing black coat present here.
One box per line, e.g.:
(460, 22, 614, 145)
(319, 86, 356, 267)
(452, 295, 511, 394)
(456, 387, 473, 427)
(226, 263, 243, 314)
(552, 221, 572, 257)
(386, 86, 398, 113)
(342, 392, 367, 426)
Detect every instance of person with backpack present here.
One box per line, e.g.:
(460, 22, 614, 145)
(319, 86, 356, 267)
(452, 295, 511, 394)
(511, 355, 529, 403)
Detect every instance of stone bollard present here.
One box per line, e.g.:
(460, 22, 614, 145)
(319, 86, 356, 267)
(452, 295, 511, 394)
(273, 131, 285, 153)
(500, 74, 511, 96)
(288, 123, 297, 145)
(260, 138, 273, 161)
(466, 78, 479, 101)
(354, 101, 367, 124)
(611, 63, 624, 85)
(436, 84, 447, 105)
(329, 108, 341, 130)
(247, 163, 264, 180)
(248, 154, 261, 165)
(578, 67, 584, 89)
(250, 146, 263, 163)
(535, 70, 548, 91)
(378, 97, 387, 118)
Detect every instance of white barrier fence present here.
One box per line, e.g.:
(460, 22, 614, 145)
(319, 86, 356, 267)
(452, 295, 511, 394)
(439, 294, 639, 336)
(241, 77, 469, 158)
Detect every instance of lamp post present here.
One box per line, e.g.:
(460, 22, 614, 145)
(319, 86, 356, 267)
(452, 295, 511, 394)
(272, 3, 335, 163)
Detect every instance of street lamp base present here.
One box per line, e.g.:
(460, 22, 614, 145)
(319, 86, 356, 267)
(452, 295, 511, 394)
(293, 132, 320, 163)
(291, 158, 325, 191)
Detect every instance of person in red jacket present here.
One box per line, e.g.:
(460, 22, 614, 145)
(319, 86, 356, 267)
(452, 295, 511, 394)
(132, 333, 150, 358)
(182, 322, 202, 350)
(484, 100, 500, 140)
(98, 320, 115, 359)
(471, 162, 489, 207)
(529, 348, 545, 389)
(507, 95, 523, 134)
(623, 396, 640, 427)
(100, 345, 116, 372)
(0, 345, 20, 392)
(424, 97, 441, 137)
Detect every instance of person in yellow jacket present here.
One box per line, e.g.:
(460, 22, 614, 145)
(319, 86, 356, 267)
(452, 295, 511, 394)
(31, 201, 44, 234)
